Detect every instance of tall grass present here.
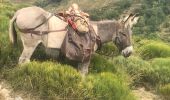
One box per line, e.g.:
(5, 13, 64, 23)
(6, 61, 135, 100)
(159, 83, 170, 100)
(147, 58, 170, 86)
(6, 61, 81, 99)
(0, 3, 20, 68)
(138, 41, 170, 59)
(90, 54, 116, 73)
(112, 56, 153, 86)
(96, 42, 119, 57)
(83, 72, 135, 100)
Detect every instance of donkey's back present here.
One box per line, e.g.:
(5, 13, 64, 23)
(15, 6, 50, 30)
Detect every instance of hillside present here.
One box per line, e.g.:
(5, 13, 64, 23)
(0, 0, 170, 100)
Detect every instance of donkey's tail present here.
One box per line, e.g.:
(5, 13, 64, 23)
(9, 13, 17, 45)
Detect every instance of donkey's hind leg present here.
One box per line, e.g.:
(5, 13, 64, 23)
(19, 33, 41, 64)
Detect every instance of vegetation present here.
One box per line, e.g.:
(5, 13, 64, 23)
(159, 83, 170, 100)
(139, 41, 170, 59)
(6, 62, 134, 100)
(134, 0, 170, 34)
(0, 0, 170, 99)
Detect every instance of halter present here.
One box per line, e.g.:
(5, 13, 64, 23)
(113, 22, 121, 46)
(113, 22, 129, 50)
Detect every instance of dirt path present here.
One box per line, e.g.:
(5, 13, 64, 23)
(0, 79, 42, 100)
(0, 81, 23, 100)
(132, 87, 162, 100)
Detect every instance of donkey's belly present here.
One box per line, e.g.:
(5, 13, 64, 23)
(45, 48, 60, 58)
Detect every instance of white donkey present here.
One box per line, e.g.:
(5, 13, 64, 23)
(9, 6, 139, 75)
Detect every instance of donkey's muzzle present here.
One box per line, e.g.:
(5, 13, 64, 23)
(121, 46, 133, 57)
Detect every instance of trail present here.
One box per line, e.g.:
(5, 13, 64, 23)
(132, 87, 162, 100)
(0, 81, 23, 100)
(0, 80, 39, 100)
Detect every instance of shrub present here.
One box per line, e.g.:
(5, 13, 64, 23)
(0, 15, 9, 33)
(96, 42, 119, 57)
(138, 41, 170, 59)
(112, 56, 152, 86)
(79, 72, 135, 100)
(91, 55, 154, 86)
(6, 62, 135, 100)
(90, 54, 116, 73)
(134, 0, 169, 34)
(159, 83, 170, 100)
(6, 61, 82, 99)
(89, 0, 133, 20)
(146, 58, 170, 86)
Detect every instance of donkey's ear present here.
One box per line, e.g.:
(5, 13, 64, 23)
(118, 13, 133, 24)
(124, 13, 139, 28)
(131, 14, 139, 25)
(123, 13, 133, 23)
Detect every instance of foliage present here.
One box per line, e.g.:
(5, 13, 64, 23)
(138, 41, 170, 59)
(0, 3, 24, 68)
(112, 56, 152, 86)
(82, 72, 135, 100)
(6, 61, 82, 99)
(158, 83, 170, 100)
(134, 0, 170, 34)
(89, 0, 133, 20)
(34, 0, 62, 7)
(96, 42, 119, 57)
(147, 58, 170, 86)
(90, 54, 116, 73)
(6, 61, 135, 100)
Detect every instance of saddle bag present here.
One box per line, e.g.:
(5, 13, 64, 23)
(61, 26, 96, 62)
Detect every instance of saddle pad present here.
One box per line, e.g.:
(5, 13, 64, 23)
(47, 16, 67, 48)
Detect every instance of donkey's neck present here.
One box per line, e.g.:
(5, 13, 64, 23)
(94, 20, 118, 43)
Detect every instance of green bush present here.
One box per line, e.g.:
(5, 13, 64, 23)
(88, 0, 133, 20)
(139, 41, 170, 59)
(81, 72, 135, 100)
(6, 61, 82, 99)
(159, 83, 170, 100)
(0, 15, 9, 33)
(112, 56, 152, 86)
(134, 0, 170, 34)
(90, 54, 116, 73)
(91, 55, 154, 86)
(6, 62, 135, 100)
(146, 58, 170, 86)
(97, 42, 119, 57)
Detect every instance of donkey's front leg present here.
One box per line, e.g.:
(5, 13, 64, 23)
(78, 60, 90, 76)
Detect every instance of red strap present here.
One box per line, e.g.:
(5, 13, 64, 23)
(67, 18, 77, 30)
